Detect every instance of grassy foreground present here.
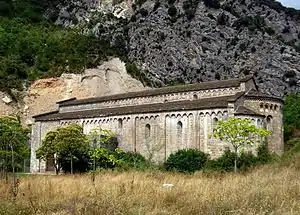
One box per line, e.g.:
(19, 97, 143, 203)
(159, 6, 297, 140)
(0, 164, 299, 215)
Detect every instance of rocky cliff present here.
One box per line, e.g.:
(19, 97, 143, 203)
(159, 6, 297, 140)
(0, 58, 146, 124)
(48, 0, 300, 97)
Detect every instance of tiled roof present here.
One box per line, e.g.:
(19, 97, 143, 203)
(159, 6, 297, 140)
(58, 76, 253, 107)
(245, 89, 283, 103)
(34, 94, 242, 121)
(234, 106, 264, 117)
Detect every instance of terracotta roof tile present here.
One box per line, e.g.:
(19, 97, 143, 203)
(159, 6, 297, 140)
(59, 76, 253, 107)
(234, 106, 264, 117)
(34, 94, 242, 121)
(245, 89, 283, 103)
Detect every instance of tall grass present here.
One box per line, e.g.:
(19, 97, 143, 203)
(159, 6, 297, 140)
(0, 163, 299, 215)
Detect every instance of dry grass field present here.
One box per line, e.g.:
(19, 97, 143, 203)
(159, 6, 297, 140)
(0, 162, 299, 215)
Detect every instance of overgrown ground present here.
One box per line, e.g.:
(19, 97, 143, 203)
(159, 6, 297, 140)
(0, 160, 299, 215)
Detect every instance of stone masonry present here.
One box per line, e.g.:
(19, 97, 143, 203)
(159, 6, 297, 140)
(30, 76, 284, 173)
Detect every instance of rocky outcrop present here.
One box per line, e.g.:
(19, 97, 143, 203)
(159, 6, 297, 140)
(0, 58, 147, 125)
(47, 0, 300, 97)
(126, 0, 300, 97)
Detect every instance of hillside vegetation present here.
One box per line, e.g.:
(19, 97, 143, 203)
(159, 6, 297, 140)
(0, 0, 127, 95)
(1, 0, 300, 97)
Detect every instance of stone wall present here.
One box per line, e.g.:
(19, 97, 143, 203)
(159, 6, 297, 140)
(30, 79, 284, 172)
(33, 106, 257, 172)
(244, 99, 284, 154)
(30, 121, 59, 173)
(59, 86, 243, 113)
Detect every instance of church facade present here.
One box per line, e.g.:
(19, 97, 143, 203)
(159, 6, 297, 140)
(30, 76, 284, 173)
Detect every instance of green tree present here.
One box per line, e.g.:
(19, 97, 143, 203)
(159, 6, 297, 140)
(212, 118, 270, 172)
(0, 116, 29, 195)
(87, 128, 118, 170)
(36, 123, 89, 174)
(283, 93, 300, 141)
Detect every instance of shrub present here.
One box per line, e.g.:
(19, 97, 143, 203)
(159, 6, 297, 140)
(205, 150, 235, 172)
(168, 0, 176, 4)
(203, 0, 221, 9)
(139, 8, 148, 17)
(285, 138, 300, 154)
(217, 13, 228, 25)
(165, 149, 209, 173)
(283, 93, 300, 140)
(125, 62, 153, 86)
(136, 0, 147, 7)
(265, 26, 275, 35)
(238, 152, 258, 171)
(116, 151, 150, 170)
(90, 148, 118, 170)
(182, 0, 199, 20)
(168, 6, 177, 17)
(153, 1, 160, 11)
(256, 143, 275, 164)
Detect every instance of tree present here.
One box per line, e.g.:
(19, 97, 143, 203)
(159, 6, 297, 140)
(87, 128, 118, 170)
(0, 116, 29, 195)
(283, 93, 300, 140)
(212, 118, 270, 172)
(36, 123, 89, 174)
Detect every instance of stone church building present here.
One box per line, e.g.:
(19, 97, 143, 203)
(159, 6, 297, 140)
(30, 76, 284, 173)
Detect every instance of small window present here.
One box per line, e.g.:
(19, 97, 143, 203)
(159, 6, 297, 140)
(193, 94, 198, 100)
(213, 117, 218, 127)
(118, 119, 123, 129)
(145, 124, 151, 139)
(266, 116, 273, 130)
(260, 103, 264, 109)
(177, 121, 183, 135)
(274, 105, 278, 111)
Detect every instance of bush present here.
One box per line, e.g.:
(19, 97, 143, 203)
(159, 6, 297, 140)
(283, 93, 300, 140)
(285, 138, 300, 154)
(168, 6, 177, 17)
(139, 8, 148, 17)
(125, 62, 153, 86)
(238, 152, 258, 171)
(217, 13, 228, 25)
(205, 144, 276, 172)
(182, 0, 199, 20)
(256, 143, 274, 164)
(153, 1, 160, 11)
(116, 151, 150, 170)
(203, 0, 221, 9)
(265, 26, 275, 35)
(165, 149, 209, 173)
(205, 150, 235, 172)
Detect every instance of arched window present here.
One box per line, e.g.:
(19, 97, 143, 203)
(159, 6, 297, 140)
(213, 117, 218, 130)
(259, 103, 264, 111)
(118, 119, 123, 129)
(145, 124, 151, 139)
(266, 116, 273, 131)
(265, 104, 269, 109)
(193, 94, 198, 100)
(177, 121, 183, 135)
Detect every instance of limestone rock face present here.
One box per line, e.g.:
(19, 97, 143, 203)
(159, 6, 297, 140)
(47, 0, 300, 97)
(0, 58, 147, 125)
